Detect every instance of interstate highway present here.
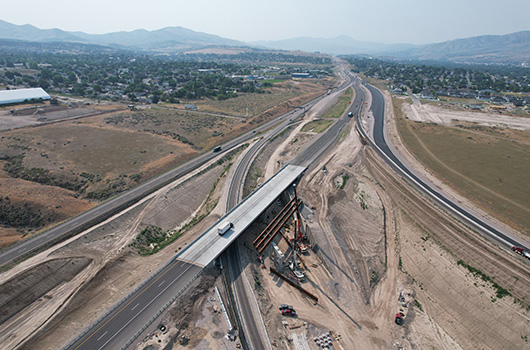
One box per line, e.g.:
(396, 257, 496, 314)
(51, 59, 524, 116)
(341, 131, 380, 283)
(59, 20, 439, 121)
(66, 259, 202, 350)
(0, 90, 330, 270)
(62, 86, 343, 349)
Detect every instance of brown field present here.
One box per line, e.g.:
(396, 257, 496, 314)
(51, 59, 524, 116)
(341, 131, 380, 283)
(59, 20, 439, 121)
(394, 97, 530, 234)
(0, 80, 326, 248)
(191, 80, 327, 116)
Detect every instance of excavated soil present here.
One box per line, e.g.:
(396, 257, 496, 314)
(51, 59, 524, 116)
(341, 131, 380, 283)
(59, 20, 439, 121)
(0, 156, 230, 350)
(365, 147, 530, 349)
(0, 257, 91, 326)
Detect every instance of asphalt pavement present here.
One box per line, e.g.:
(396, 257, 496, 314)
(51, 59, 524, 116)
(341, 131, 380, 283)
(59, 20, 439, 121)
(360, 82, 529, 250)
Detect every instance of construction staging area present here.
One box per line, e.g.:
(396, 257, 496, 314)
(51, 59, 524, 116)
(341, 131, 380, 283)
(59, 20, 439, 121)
(0, 67, 529, 350)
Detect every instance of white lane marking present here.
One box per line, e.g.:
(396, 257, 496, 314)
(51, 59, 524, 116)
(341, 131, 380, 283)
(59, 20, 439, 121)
(158, 280, 165, 287)
(97, 331, 108, 341)
(131, 303, 139, 311)
(97, 262, 193, 350)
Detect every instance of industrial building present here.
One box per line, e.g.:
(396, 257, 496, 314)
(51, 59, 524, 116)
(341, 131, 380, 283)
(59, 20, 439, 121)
(291, 73, 312, 79)
(0, 88, 51, 106)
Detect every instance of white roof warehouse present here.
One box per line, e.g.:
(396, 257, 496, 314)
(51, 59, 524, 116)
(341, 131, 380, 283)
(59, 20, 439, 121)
(0, 88, 51, 105)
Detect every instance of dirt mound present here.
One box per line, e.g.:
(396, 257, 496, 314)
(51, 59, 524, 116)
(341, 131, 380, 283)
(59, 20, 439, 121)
(0, 257, 92, 325)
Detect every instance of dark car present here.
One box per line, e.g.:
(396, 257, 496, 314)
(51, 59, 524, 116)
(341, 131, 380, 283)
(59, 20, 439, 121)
(278, 304, 293, 311)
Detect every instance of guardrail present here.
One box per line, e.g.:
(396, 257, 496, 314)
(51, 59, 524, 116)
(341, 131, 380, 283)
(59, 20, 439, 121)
(62, 259, 198, 349)
(221, 259, 250, 350)
(119, 270, 202, 350)
(62, 163, 301, 349)
(354, 86, 515, 249)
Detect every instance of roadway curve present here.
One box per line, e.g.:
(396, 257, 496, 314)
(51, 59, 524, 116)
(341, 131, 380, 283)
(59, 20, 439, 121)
(62, 75, 350, 349)
(358, 81, 529, 251)
(221, 63, 363, 350)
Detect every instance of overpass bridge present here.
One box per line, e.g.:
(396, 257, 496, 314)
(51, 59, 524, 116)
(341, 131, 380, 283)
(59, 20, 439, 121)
(179, 164, 306, 267)
(65, 164, 306, 350)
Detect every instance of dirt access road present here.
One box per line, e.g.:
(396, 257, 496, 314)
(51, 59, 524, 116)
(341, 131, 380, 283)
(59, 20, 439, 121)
(2, 73, 530, 350)
(236, 79, 530, 349)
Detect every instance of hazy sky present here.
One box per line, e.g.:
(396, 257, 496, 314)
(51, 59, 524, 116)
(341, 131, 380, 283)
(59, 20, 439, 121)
(3, 0, 530, 44)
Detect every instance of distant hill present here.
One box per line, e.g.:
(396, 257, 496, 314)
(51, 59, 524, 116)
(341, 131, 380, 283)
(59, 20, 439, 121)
(0, 38, 121, 54)
(252, 35, 415, 55)
(256, 32, 530, 66)
(393, 31, 530, 65)
(1, 19, 529, 65)
(0, 19, 245, 52)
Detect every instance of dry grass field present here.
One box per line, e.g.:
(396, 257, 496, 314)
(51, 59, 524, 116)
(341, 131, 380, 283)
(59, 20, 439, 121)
(0, 79, 327, 248)
(192, 83, 309, 116)
(394, 97, 530, 234)
(321, 87, 353, 118)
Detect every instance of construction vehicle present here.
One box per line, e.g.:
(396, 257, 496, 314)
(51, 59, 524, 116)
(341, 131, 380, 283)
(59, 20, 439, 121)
(279, 304, 294, 311)
(290, 266, 305, 281)
(281, 308, 297, 317)
(179, 334, 190, 345)
(512, 246, 530, 260)
(395, 312, 405, 326)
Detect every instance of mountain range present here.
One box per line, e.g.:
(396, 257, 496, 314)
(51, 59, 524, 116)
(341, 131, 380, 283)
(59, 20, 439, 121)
(1, 19, 529, 66)
(0, 19, 244, 52)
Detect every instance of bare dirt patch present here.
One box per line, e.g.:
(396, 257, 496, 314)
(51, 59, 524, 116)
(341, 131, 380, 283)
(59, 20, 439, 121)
(135, 270, 241, 350)
(0, 104, 100, 131)
(0, 257, 91, 326)
(403, 101, 530, 130)
(366, 148, 530, 349)
(1, 154, 230, 350)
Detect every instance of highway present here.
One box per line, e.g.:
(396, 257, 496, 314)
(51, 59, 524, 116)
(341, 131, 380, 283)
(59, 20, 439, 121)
(64, 259, 202, 350)
(292, 69, 361, 167)
(0, 93, 326, 270)
(222, 62, 363, 350)
(357, 80, 530, 251)
(62, 78, 344, 349)
(223, 117, 296, 350)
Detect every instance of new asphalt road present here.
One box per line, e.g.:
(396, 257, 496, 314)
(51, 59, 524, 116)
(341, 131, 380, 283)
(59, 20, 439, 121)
(359, 81, 529, 251)
(63, 80, 344, 349)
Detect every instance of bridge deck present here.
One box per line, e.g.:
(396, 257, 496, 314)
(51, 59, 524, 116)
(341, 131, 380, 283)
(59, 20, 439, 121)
(179, 164, 306, 266)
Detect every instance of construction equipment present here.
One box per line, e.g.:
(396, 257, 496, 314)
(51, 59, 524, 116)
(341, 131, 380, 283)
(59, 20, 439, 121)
(395, 312, 405, 326)
(179, 334, 190, 345)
